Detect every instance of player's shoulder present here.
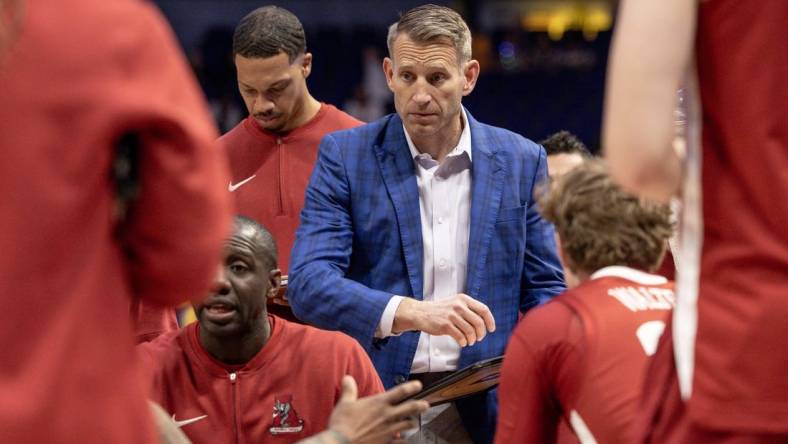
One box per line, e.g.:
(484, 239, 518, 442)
(217, 118, 251, 146)
(136, 327, 187, 369)
(321, 104, 365, 130)
(279, 317, 364, 357)
(515, 298, 578, 347)
(321, 113, 395, 144)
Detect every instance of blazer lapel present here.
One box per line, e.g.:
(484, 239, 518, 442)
(374, 115, 424, 299)
(466, 114, 505, 298)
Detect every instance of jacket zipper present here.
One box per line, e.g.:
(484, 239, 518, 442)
(277, 138, 285, 216)
(230, 372, 238, 444)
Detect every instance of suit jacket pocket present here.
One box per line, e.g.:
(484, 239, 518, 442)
(496, 204, 526, 223)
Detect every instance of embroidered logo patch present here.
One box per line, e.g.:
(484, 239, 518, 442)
(269, 395, 304, 434)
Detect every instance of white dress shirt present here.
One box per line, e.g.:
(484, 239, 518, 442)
(376, 108, 473, 373)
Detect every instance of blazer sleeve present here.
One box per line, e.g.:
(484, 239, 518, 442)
(288, 134, 393, 346)
(520, 146, 566, 311)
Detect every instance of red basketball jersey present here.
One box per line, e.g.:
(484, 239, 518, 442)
(672, 0, 788, 432)
(496, 267, 674, 443)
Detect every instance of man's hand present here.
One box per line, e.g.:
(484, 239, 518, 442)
(392, 293, 496, 346)
(315, 376, 429, 444)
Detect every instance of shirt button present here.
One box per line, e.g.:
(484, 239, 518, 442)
(437, 216, 444, 224)
(439, 259, 447, 269)
(433, 348, 440, 356)
(394, 375, 407, 384)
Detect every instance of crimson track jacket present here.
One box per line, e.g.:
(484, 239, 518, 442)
(220, 104, 362, 273)
(139, 316, 384, 444)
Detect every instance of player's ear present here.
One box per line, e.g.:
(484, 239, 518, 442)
(301, 53, 313, 78)
(267, 269, 282, 299)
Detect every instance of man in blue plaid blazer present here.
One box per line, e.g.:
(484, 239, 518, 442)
(289, 5, 565, 443)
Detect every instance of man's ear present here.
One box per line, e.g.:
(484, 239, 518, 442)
(461, 59, 480, 96)
(382, 57, 395, 91)
(301, 53, 313, 78)
(267, 268, 282, 299)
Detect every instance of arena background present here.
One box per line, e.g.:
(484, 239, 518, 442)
(153, 0, 614, 153)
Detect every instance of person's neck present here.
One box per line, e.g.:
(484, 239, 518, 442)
(281, 94, 321, 134)
(409, 112, 464, 162)
(199, 317, 271, 366)
(574, 270, 592, 283)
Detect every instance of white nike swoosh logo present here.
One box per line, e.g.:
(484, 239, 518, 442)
(228, 174, 256, 192)
(171, 414, 208, 428)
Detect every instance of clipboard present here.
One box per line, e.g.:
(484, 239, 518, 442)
(411, 356, 504, 406)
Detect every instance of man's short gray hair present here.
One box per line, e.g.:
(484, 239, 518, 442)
(386, 4, 472, 65)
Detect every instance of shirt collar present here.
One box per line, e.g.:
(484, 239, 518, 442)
(590, 266, 668, 285)
(403, 107, 472, 163)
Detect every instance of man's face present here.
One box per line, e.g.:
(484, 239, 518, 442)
(547, 153, 585, 179)
(235, 51, 311, 133)
(194, 226, 279, 338)
(383, 34, 479, 140)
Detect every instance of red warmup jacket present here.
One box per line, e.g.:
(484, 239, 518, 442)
(0, 1, 231, 442)
(220, 105, 362, 273)
(139, 316, 384, 444)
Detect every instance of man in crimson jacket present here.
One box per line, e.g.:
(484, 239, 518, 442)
(139, 217, 384, 444)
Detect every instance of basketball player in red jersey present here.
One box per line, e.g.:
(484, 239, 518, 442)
(220, 6, 362, 275)
(495, 161, 674, 444)
(605, 0, 788, 441)
(0, 0, 232, 442)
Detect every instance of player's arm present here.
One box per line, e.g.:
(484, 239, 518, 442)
(603, 0, 697, 203)
(113, 3, 232, 306)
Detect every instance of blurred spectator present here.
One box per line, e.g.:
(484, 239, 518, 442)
(344, 85, 385, 122)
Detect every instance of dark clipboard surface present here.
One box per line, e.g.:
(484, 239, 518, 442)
(412, 356, 503, 406)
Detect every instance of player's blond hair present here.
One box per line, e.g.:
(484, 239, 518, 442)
(538, 160, 672, 275)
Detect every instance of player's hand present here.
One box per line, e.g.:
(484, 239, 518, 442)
(325, 375, 430, 444)
(392, 294, 496, 346)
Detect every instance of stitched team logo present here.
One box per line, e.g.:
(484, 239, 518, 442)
(269, 395, 304, 434)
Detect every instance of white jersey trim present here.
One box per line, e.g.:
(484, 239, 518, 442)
(673, 64, 703, 400)
(590, 266, 668, 286)
(569, 410, 598, 444)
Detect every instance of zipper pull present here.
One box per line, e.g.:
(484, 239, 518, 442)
(229, 372, 237, 383)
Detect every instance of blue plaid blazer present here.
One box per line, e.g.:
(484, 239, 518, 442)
(289, 110, 565, 388)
